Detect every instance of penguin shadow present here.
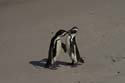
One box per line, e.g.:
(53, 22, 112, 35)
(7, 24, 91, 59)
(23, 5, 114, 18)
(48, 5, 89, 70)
(29, 59, 47, 69)
(29, 58, 75, 70)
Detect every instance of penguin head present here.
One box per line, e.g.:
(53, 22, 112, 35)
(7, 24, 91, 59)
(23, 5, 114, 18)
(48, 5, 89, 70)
(55, 29, 67, 37)
(67, 26, 79, 35)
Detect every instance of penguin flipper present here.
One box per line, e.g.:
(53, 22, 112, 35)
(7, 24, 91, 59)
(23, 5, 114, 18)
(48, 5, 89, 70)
(61, 42, 67, 53)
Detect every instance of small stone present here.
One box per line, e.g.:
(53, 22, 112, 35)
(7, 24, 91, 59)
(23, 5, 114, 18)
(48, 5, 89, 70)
(51, 32, 54, 34)
(78, 81, 80, 83)
(117, 71, 120, 74)
(112, 58, 116, 63)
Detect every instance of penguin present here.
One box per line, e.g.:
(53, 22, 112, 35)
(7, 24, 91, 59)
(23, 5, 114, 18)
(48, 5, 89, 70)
(66, 27, 84, 66)
(45, 29, 67, 68)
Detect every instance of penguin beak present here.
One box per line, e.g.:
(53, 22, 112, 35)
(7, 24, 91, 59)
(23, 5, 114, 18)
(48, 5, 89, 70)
(61, 29, 72, 37)
(66, 29, 71, 34)
(60, 31, 68, 37)
(62, 31, 67, 37)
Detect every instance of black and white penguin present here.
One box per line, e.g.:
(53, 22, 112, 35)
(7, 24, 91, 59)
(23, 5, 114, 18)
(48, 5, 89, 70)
(45, 29, 67, 68)
(66, 27, 84, 66)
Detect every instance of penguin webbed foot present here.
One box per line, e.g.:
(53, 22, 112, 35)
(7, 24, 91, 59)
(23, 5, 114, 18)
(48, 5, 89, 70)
(45, 62, 59, 70)
(78, 57, 85, 63)
(71, 64, 78, 67)
(49, 65, 58, 70)
(49, 63, 60, 70)
(71, 63, 78, 67)
(45, 63, 51, 68)
(67, 61, 78, 67)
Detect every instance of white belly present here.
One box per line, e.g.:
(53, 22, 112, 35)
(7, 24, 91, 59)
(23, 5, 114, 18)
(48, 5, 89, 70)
(56, 40, 62, 56)
(53, 40, 62, 61)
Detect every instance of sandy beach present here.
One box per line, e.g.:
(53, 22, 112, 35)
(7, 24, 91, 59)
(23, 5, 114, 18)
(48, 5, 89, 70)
(0, 0, 125, 83)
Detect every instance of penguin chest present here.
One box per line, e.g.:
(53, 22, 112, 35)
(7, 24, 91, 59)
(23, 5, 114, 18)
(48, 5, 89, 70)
(56, 40, 62, 56)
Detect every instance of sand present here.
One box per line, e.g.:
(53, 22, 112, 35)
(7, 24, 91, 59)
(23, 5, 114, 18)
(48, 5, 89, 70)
(0, 0, 125, 83)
